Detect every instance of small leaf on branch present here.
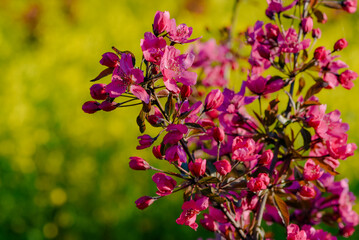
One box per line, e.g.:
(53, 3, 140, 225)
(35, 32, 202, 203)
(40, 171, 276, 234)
(294, 166, 303, 180)
(112, 47, 136, 66)
(304, 81, 323, 101)
(300, 128, 311, 151)
(185, 122, 206, 132)
(313, 9, 325, 23)
(273, 194, 290, 226)
(296, 77, 305, 96)
(91, 67, 114, 82)
(311, 157, 339, 176)
(165, 93, 175, 117)
(198, 176, 220, 184)
(302, 100, 321, 107)
(178, 110, 193, 120)
(323, 2, 342, 9)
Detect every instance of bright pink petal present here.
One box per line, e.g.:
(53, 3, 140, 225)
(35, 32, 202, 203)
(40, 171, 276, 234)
(106, 80, 127, 98)
(130, 85, 150, 103)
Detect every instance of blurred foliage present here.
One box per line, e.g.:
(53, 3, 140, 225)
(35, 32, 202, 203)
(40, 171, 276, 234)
(0, 0, 358, 239)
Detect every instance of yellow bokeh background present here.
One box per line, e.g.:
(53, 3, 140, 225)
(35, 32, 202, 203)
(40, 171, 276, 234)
(0, 0, 358, 239)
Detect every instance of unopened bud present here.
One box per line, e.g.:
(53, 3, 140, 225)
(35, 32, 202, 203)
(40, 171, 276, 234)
(312, 28, 321, 39)
(301, 17, 313, 34)
(334, 38, 348, 51)
(129, 156, 150, 170)
(204, 89, 224, 111)
(82, 101, 100, 114)
(99, 100, 117, 112)
(314, 46, 327, 61)
(135, 196, 155, 210)
(212, 127, 225, 142)
(152, 145, 163, 159)
(180, 85, 192, 99)
(90, 83, 107, 100)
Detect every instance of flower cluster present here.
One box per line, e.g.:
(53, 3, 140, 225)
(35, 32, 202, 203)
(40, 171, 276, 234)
(83, 1, 358, 239)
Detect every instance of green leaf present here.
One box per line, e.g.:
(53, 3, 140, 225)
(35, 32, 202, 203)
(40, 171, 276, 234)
(273, 194, 290, 226)
(165, 93, 175, 117)
(185, 122, 206, 132)
(300, 128, 311, 151)
(296, 77, 305, 96)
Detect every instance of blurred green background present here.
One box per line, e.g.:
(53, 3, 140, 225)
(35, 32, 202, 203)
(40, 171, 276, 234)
(0, 0, 358, 239)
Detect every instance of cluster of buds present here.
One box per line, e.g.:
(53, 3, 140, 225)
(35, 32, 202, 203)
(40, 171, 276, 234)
(83, 1, 358, 239)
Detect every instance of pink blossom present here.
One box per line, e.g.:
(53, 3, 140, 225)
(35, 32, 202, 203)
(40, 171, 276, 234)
(213, 160, 232, 176)
(301, 17, 313, 34)
(258, 149, 273, 165)
(99, 52, 119, 68)
(90, 83, 107, 100)
(326, 137, 357, 160)
(168, 19, 201, 44)
(129, 156, 150, 170)
(152, 173, 177, 196)
(180, 85, 192, 99)
(303, 159, 323, 181)
(314, 46, 328, 61)
(246, 74, 284, 95)
(200, 214, 218, 232)
(176, 196, 209, 230)
(147, 106, 164, 126)
(342, 0, 357, 13)
(232, 136, 258, 161)
(165, 144, 187, 164)
(153, 11, 170, 35)
(188, 158, 207, 177)
(106, 53, 150, 103)
(163, 124, 188, 144)
(339, 70, 357, 89)
(334, 38, 348, 51)
(287, 224, 307, 240)
(266, 0, 298, 18)
(82, 101, 100, 114)
(299, 185, 316, 199)
(135, 196, 155, 210)
(312, 28, 321, 39)
(302, 225, 337, 240)
(99, 100, 117, 112)
(277, 28, 311, 53)
(247, 173, 270, 192)
(204, 89, 224, 110)
(140, 32, 167, 65)
(136, 134, 155, 150)
(160, 46, 197, 93)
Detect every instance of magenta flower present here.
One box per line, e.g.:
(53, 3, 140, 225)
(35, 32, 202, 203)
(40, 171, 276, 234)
(153, 11, 170, 35)
(152, 145, 163, 159)
(212, 126, 225, 142)
(129, 156, 150, 170)
(152, 173, 177, 196)
(176, 196, 209, 230)
(246, 74, 284, 95)
(266, 0, 298, 19)
(342, 0, 357, 13)
(298, 185, 316, 199)
(188, 158, 207, 177)
(99, 100, 117, 112)
(99, 52, 119, 68)
(136, 134, 155, 150)
(168, 19, 201, 44)
(232, 136, 258, 161)
(160, 46, 197, 93)
(140, 32, 167, 65)
(277, 28, 311, 53)
(287, 224, 307, 240)
(247, 173, 270, 192)
(106, 53, 150, 103)
(200, 214, 218, 232)
(303, 159, 323, 181)
(213, 160, 231, 176)
(135, 196, 155, 210)
(204, 89, 224, 111)
(163, 124, 188, 145)
(82, 101, 100, 114)
(165, 144, 187, 164)
(339, 70, 357, 89)
(258, 149, 273, 165)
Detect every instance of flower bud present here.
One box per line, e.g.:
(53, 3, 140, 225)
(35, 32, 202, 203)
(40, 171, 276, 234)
(258, 149, 273, 165)
(213, 160, 231, 176)
(247, 173, 270, 192)
(129, 156, 150, 170)
(82, 101, 100, 114)
(212, 126, 225, 142)
(90, 83, 107, 100)
(314, 46, 328, 61)
(180, 85, 192, 99)
(317, 12, 328, 24)
(188, 158, 207, 177)
(152, 145, 163, 159)
(136, 134, 154, 150)
(299, 185, 316, 199)
(303, 159, 323, 181)
(152, 173, 177, 196)
(334, 38, 348, 51)
(99, 52, 119, 68)
(312, 28, 321, 39)
(99, 100, 117, 112)
(301, 17, 313, 34)
(153, 11, 170, 35)
(257, 45, 271, 60)
(135, 196, 155, 210)
(204, 89, 224, 111)
(340, 225, 355, 237)
(342, 0, 357, 14)
(200, 214, 218, 232)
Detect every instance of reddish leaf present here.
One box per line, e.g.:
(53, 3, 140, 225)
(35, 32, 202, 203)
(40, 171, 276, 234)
(91, 67, 114, 82)
(273, 194, 290, 226)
